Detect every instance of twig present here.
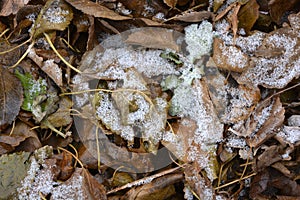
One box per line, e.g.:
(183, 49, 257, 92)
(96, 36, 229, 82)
(107, 165, 183, 195)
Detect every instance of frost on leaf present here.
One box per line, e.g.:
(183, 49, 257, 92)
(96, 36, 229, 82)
(213, 37, 249, 72)
(205, 62, 260, 123)
(32, 0, 73, 38)
(184, 21, 214, 62)
(237, 25, 300, 89)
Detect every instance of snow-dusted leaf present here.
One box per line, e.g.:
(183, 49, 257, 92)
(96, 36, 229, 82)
(32, 0, 74, 38)
(41, 59, 63, 87)
(276, 126, 300, 145)
(51, 168, 107, 199)
(237, 23, 300, 88)
(64, 0, 130, 20)
(124, 28, 181, 51)
(205, 63, 260, 123)
(0, 66, 23, 130)
(246, 97, 285, 148)
(172, 11, 213, 22)
(0, 0, 30, 16)
(213, 37, 249, 72)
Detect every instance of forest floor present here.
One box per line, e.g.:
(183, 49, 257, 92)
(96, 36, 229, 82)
(0, 0, 300, 199)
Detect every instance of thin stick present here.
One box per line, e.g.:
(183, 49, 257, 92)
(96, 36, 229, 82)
(0, 28, 9, 38)
(0, 38, 31, 55)
(43, 32, 82, 74)
(58, 146, 84, 168)
(214, 172, 257, 190)
(9, 42, 34, 69)
(95, 126, 101, 170)
(107, 166, 183, 195)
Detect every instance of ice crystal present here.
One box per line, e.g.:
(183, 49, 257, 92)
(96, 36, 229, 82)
(184, 21, 214, 62)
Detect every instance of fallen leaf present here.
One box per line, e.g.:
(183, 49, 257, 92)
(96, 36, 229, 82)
(0, 121, 41, 154)
(122, 173, 182, 200)
(32, 0, 74, 38)
(268, 0, 299, 25)
(43, 96, 73, 127)
(124, 27, 181, 51)
(238, 0, 260, 33)
(246, 97, 285, 148)
(163, 0, 177, 8)
(64, 0, 131, 20)
(171, 11, 213, 22)
(0, 151, 31, 199)
(0, 0, 30, 16)
(41, 60, 63, 87)
(237, 18, 300, 89)
(0, 66, 23, 130)
(51, 168, 107, 199)
(213, 37, 249, 72)
(0, 39, 25, 66)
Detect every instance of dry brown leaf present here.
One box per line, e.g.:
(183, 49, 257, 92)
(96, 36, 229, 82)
(44, 97, 73, 128)
(0, 66, 23, 130)
(0, 0, 30, 16)
(0, 121, 41, 154)
(32, 0, 74, 38)
(124, 28, 180, 51)
(247, 97, 285, 148)
(269, 0, 299, 25)
(0, 39, 25, 66)
(238, 0, 259, 33)
(163, 0, 177, 8)
(64, 0, 130, 20)
(237, 14, 300, 89)
(172, 11, 213, 22)
(213, 37, 249, 72)
(41, 60, 63, 87)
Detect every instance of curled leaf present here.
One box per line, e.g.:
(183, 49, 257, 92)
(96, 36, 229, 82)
(0, 66, 23, 129)
(32, 0, 74, 38)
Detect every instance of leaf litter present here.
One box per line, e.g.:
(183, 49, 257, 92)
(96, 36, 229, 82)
(0, 0, 300, 199)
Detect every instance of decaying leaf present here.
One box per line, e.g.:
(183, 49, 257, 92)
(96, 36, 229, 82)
(268, 0, 300, 25)
(124, 28, 181, 52)
(247, 97, 285, 148)
(237, 21, 300, 88)
(0, 151, 31, 199)
(171, 11, 213, 22)
(250, 168, 300, 199)
(64, 0, 131, 21)
(0, 121, 42, 154)
(32, 0, 74, 38)
(43, 96, 73, 127)
(0, 0, 30, 16)
(238, 0, 259, 33)
(41, 60, 63, 87)
(0, 66, 23, 130)
(163, 0, 177, 8)
(213, 37, 249, 72)
(122, 173, 182, 200)
(0, 39, 25, 66)
(51, 168, 107, 200)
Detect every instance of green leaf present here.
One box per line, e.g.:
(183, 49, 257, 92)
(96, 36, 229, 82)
(15, 70, 47, 112)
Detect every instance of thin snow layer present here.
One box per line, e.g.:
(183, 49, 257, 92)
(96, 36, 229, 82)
(93, 47, 178, 78)
(184, 21, 214, 62)
(237, 29, 300, 89)
(277, 126, 300, 144)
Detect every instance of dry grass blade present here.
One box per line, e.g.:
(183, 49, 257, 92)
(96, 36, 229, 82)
(44, 32, 82, 73)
